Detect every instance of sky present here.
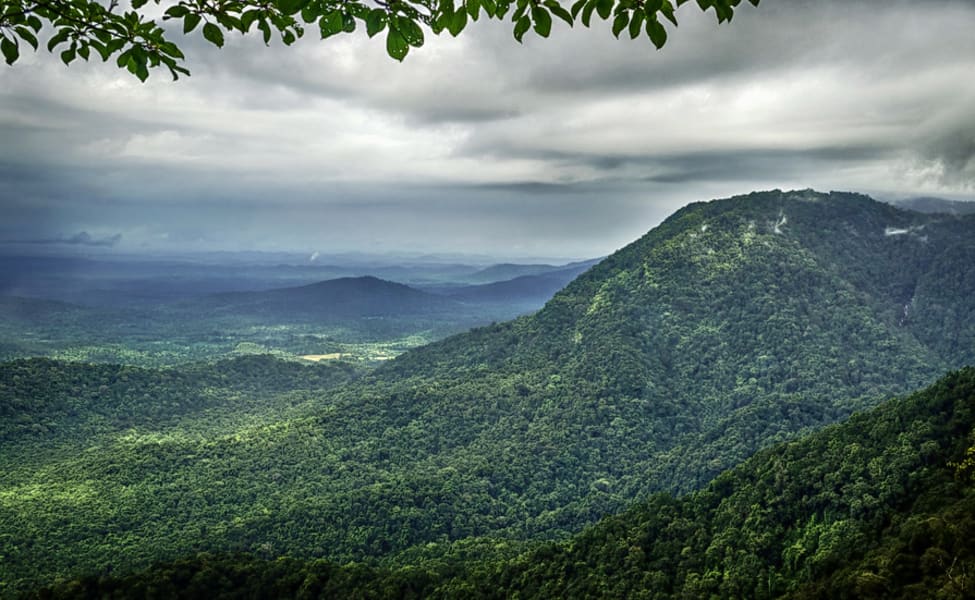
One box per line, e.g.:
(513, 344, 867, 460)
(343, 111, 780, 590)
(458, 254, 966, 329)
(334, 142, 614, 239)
(1, 0, 974, 261)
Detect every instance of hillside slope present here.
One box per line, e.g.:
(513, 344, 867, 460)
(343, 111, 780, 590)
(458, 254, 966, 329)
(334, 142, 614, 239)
(31, 368, 975, 599)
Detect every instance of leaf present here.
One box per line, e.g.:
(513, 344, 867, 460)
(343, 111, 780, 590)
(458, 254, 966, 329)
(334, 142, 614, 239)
(646, 16, 666, 48)
(202, 22, 224, 47)
(570, 0, 586, 19)
(659, 0, 678, 25)
(278, 0, 309, 16)
(342, 13, 356, 33)
(135, 60, 149, 81)
(1, 36, 18, 65)
(366, 9, 386, 37)
(107, 38, 127, 54)
(397, 16, 423, 46)
(512, 2, 528, 22)
(89, 40, 111, 61)
(319, 11, 343, 38)
(241, 10, 260, 31)
(27, 15, 43, 31)
(513, 14, 530, 42)
(481, 0, 498, 17)
(448, 8, 467, 36)
(47, 29, 70, 52)
(531, 6, 551, 37)
(131, 0, 149, 8)
(627, 8, 643, 38)
(544, 0, 573, 26)
(466, 0, 481, 20)
(595, 0, 613, 20)
(60, 47, 75, 65)
(159, 41, 185, 59)
(385, 27, 408, 60)
(184, 13, 202, 34)
(14, 26, 38, 50)
(216, 13, 242, 31)
(611, 11, 626, 37)
(581, 0, 596, 27)
(164, 5, 189, 18)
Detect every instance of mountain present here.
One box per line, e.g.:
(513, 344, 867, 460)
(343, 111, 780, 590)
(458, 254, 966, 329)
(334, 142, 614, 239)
(192, 276, 463, 321)
(379, 189, 975, 490)
(29, 368, 975, 599)
(429, 262, 596, 308)
(3, 189, 975, 593)
(462, 262, 563, 284)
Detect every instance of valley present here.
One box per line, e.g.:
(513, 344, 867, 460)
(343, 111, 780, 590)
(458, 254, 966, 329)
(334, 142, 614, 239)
(0, 256, 596, 366)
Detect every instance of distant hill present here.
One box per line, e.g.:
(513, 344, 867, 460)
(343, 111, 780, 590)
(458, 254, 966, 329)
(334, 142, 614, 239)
(461, 259, 600, 284)
(191, 276, 464, 321)
(890, 196, 975, 215)
(430, 262, 596, 308)
(462, 262, 558, 284)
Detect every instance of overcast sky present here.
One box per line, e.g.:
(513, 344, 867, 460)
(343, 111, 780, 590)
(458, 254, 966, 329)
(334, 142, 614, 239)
(1, 0, 973, 260)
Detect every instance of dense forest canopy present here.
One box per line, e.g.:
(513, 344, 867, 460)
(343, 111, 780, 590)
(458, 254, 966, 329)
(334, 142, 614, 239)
(25, 368, 975, 599)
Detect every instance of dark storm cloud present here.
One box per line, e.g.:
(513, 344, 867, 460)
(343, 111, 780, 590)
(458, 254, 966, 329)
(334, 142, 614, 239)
(1, 0, 974, 257)
(1, 231, 123, 247)
(639, 146, 900, 184)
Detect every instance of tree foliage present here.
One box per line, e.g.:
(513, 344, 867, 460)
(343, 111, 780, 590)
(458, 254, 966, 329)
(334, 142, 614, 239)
(0, 0, 758, 80)
(26, 368, 975, 599)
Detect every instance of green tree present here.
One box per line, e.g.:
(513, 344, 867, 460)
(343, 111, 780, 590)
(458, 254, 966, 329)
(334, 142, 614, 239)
(0, 0, 758, 80)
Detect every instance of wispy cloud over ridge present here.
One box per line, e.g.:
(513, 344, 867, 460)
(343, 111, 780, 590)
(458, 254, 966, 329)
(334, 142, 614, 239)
(1, 232, 123, 247)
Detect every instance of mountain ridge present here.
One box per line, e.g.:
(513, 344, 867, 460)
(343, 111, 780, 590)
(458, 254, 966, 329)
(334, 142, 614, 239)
(198, 275, 461, 319)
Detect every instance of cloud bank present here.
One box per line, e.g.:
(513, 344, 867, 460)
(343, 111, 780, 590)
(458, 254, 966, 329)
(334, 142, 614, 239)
(1, 0, 973, 258)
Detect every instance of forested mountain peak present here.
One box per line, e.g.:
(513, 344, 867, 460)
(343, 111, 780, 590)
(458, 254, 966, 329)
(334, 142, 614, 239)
(379, 188, 974, 490)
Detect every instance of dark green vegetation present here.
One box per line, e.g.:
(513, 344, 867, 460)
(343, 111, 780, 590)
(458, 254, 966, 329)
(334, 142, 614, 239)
(2, 190, 974, 595)
(28, 368, 975, 599)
